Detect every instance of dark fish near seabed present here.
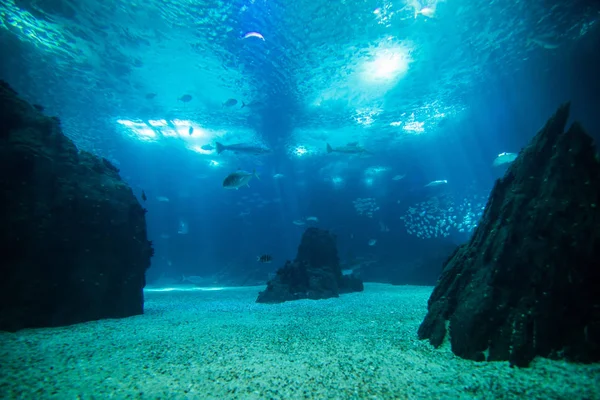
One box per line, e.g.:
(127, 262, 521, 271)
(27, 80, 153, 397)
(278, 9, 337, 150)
(141, 190, 147, 202)
(145, 93, 157, 100)
(189, 126, 194, 135)
(257, 254, 273, 263)
(179, 94, 193, 102)
(201, 144, 215, 151)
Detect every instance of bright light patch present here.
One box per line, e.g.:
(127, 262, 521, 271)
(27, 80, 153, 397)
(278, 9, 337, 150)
(294, 146, 308, 157)
(362, 45, 411, 83)
(148, 120, 167, 127)
(117, 119, 157, 139)
(209, 160, 220, 167)
(354, 108, 381, 126)
(136, 127, 157, 137)
(390, 121, 402, 127)
(161, 128, 179, 138)
(403, 121, 425, 133)
(145, 286, 225, 293)
(117, 119, 136, 127)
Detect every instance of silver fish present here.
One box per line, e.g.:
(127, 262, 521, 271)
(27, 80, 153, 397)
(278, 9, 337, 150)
(326, 142, 371, 155)
(216, 142, 271, 155)
(223, 169, 260, 189)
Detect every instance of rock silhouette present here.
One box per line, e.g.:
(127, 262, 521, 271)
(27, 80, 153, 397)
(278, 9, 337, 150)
(418, 103, 600, 367)
(0, 81, 153, 332)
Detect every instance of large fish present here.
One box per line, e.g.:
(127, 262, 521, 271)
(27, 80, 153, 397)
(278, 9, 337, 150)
(222, 169, 260, 189)
(326, 142, 371, 155)
(216, 142, 271, 155)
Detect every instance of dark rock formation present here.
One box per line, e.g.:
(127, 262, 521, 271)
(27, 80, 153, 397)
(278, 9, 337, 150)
(0, 80, 153, 332)
(256, 228, 364, 303)
(418, 103, 600, 367)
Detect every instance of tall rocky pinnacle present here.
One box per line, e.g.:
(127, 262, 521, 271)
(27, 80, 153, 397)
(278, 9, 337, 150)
(0, 81, 153, 332)
(418, 103, 600, 367)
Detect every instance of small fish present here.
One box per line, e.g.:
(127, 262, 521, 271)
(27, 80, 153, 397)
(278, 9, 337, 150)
(179, 94, 193, 102)
(156, 196, 170, 202)
(141, 190, 147, 201)
(326, 143, 371, 155)
(222, 169, 260, 189)
(189, 126, 194, 135)
(493, 152, 518, 167)
(145, 93, 157, 100)
(392, 174, 406, 181)
(306, 216, 319, 222)
(292, 219, 306, 226)
(216, 142, 271, 155)
(257, 254, 273, 263)
(415, 7, 435, 18)
(222, 98, 238, 107)
(368, 239, 377, 246)
(243, 31, 265, 41)
(201, 144, 215, 151)
(273, 173, 285, 179)
(424, 180, 448, 187)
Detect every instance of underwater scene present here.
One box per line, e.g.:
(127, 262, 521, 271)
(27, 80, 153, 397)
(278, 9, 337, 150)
(1, 0, 600, 398)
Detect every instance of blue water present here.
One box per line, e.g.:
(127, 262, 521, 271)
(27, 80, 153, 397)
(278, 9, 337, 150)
(1, 0, 599, 284)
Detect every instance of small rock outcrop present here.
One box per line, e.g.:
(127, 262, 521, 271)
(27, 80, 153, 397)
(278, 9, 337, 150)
(0, 81, 153, 332)
(418, 103, 600, 367)
(256, 228, 364, 303)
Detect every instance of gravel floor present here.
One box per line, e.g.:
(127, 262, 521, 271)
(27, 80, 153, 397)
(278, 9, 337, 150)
(1, 283, 599, 399)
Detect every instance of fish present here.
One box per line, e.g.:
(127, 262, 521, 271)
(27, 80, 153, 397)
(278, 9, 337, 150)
(392, 174, 406, 181)
(201, 144, 215, 151)
(156, 196, 170, 202)
(306, 216, 319, 222)
(145, 93, 157, 100)
(222, 169, 260, 189)
(215, 142, 271, 155)
(527, 36, 560, 50)
(188, 126, 194, 135)
(493, 152, 518, 167)
(273, 173, 285, 179)
(368, 239, 377, 246)
(415, 6, 435, 18)
(326, 143, 371, 155)
(257, 254, 273, 263)
(292, 220, 306, 226)
(424, 180, 448, 187)
(243, 32, 265, 41)
(179, 94, 193, 102)
(222, 98, 238, 107)
(141, 190, 147, 201)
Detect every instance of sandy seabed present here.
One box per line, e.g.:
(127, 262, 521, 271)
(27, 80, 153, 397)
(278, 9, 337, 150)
(1, 283, 598, 400)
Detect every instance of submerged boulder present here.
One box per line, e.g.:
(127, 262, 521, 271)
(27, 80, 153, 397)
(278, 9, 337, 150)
(256, 228, 363, 303)
(418, 103, 600, 367)
(0, 81, 153, 332)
